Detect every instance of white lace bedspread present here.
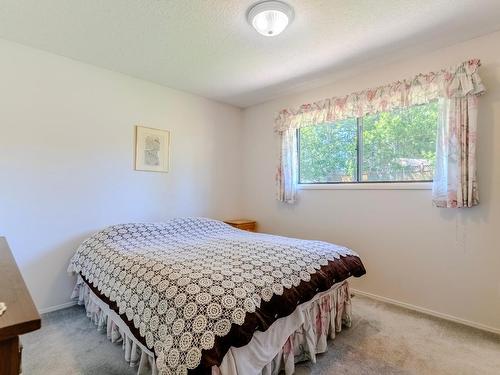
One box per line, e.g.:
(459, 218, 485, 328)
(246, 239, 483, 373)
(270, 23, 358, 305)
(68, 217, 357, 374)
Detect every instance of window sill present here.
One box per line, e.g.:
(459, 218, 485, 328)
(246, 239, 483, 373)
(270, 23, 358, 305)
(298, 182, 432, 190)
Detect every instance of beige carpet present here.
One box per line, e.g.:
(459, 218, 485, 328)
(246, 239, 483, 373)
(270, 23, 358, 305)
(22, 295, 500, 374)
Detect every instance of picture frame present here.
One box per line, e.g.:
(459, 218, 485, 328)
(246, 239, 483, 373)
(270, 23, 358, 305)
(135, 125, 170, 172)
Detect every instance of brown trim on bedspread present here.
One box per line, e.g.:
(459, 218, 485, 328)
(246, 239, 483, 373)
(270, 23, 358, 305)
(80, 254, 365, 374)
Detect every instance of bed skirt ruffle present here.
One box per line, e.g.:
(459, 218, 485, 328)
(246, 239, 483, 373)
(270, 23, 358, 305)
(72, 277, 352, 375)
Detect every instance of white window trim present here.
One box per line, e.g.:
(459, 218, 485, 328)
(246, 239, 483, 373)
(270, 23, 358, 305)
(298, 182, 432, 190)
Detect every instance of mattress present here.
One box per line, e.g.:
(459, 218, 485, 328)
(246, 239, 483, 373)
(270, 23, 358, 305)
(68, 217, 366, 374)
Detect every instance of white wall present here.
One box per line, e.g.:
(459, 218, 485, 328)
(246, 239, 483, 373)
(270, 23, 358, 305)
(241, 31, 500, 331)
(0, 39, 242, 312)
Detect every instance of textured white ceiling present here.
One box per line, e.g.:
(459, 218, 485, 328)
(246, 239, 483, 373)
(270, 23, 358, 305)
(1, 0, 500, 107)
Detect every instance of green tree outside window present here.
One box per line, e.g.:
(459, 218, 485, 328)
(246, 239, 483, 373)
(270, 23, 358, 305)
(298, 101, 438, 183)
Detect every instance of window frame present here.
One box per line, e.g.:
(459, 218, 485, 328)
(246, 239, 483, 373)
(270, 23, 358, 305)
(297, 110, 435, 189)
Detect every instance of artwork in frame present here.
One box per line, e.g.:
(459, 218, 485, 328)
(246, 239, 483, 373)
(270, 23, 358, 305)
(135, 126, 170, 172)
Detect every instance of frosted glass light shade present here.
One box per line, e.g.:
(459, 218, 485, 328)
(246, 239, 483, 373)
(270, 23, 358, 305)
(247, 1, 294, 37)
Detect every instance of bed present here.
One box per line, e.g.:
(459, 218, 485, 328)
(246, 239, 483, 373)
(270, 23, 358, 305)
(68, 217, 366, 374)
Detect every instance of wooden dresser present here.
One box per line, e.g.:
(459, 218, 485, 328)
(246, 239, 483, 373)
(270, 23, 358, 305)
(0, 237, 41, 375)
(223, 219, 257, 232)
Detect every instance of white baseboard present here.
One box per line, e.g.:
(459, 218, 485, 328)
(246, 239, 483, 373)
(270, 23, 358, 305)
(39, 301, 77, 315)
(351, 288, 500, 335)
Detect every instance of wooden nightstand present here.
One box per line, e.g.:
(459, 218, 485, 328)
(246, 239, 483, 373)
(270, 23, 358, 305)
(224, 219, 257, 232)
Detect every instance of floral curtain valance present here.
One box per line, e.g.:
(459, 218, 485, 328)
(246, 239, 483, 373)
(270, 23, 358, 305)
(274, 59, 485, 133)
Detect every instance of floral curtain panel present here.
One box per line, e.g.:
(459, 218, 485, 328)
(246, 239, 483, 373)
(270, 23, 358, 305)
(277, 128, 299, 203)
(275, 59, 485, 206)
(432, 96, 480, 207)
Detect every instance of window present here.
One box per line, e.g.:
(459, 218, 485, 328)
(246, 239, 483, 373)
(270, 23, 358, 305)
(298, 101, 438, 184)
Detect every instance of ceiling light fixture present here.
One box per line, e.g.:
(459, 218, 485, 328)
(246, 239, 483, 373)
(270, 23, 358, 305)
(247, 1, 294, 37)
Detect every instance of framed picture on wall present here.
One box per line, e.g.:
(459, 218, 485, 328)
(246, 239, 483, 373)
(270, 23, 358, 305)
(135, 126, 170, 172)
